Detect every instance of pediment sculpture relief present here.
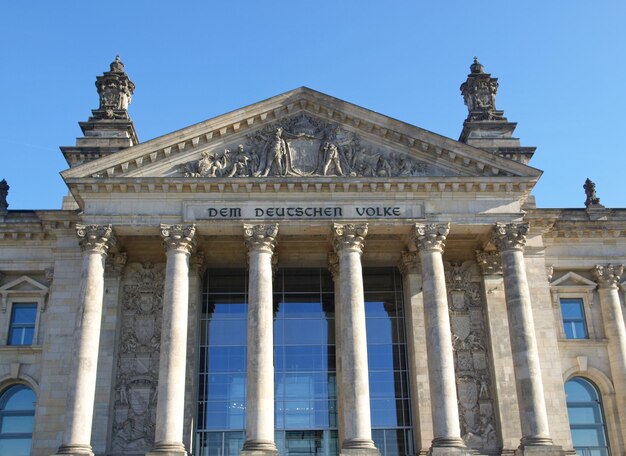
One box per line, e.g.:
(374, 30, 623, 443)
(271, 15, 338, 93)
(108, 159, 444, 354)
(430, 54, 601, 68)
(179, 114, 436, 178)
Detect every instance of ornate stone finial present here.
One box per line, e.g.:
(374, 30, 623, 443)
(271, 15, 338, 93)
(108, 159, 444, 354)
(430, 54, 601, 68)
(476, 250, 502, 275)
(105, 252, 127, 277)
(332, 223, 368, 254)
(94, 56, 135, 119)
(398, 251, 420, 276)
(76, 224, 115, 254)
(592, 264, 624, 289)
(460, 58, 504, 121)
(327, 252, 339, 281)
(160, 224, 197, 254)
(583, 178, 603, 208)
(491, 223, 529, 252)
(412, 223, 450, 253)
(0, 179, 9, 212)
(243, 224, 278, 254)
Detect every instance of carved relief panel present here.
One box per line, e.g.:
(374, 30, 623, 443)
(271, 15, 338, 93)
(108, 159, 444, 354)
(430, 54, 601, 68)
(177, 113, 454, 179)
(445, 261, 498, 452)
(111, 262, 164, 453)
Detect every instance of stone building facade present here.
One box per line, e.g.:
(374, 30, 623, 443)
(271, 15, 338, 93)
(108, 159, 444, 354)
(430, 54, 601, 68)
(0, 57, 624, 456)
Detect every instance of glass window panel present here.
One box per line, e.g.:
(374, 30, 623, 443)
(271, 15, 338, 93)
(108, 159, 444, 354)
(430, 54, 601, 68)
(10, 305, 37, 324)
(567, 406, 603, 425)
(207, 347, 246, 373)
(0, 438, 32, 456)
(561, 300, 585, 318)
(566, 379, 597, 402)
(571, 428, 604, 447)
(208, 320, 247, 346)
(565, 378, 610, 456)
(282, 319, 325, 345)
(561, 299, 588, 339)
(1, 415, 35, 434)
(206, 270, 247, 294)
(2, 387, 35, 411)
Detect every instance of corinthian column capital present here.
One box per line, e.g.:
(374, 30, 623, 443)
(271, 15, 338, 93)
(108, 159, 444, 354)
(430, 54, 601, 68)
(593, 264, 624, 289)
(492, 222, 528, 252)
(332, 223, 368, 254)
(244, 224, 278, 254)
(398, 251, 420, 276)
(476, 250, 502, 275)
(412, 223, 450, 253)
(76, 224, 115, 255)
(105, 252, 127, 277)
(160, 224, 197, 254)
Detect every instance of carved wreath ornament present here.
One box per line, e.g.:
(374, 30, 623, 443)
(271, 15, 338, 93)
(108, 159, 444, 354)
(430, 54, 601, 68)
(179, 114, 429, 179)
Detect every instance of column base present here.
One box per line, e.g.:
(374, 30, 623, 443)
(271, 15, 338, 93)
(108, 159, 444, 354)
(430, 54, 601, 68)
(146, 441, 188, 456)
(340, 437, 380, 456)
(51, 444, 94, 456)
(240, 439, 278, 456)
(428, 438, 473, 456)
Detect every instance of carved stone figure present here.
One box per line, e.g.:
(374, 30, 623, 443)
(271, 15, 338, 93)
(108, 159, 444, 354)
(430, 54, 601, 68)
(446, 260, 498, 451)
(460, 58, 504, 122)
(111, 262, 165, 453)
(584, 178, 602, 207)
(94, 56, 135, 120)
(0, 179, 8, 212)
(179, 113, 435, 179)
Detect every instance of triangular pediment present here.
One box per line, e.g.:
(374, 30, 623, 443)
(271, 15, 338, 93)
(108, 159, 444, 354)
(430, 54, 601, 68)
(550, 271, 597, 289)
(62, 87, 542, 182)
(0, 276, 49, 294)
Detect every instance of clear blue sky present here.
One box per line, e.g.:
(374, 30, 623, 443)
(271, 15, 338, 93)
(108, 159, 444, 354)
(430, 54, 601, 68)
(1, 1, 625, 209)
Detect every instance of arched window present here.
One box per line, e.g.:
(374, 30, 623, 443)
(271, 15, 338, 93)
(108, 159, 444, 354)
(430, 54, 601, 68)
(565, 377, 610, 456)
(0, 385, 36, 456)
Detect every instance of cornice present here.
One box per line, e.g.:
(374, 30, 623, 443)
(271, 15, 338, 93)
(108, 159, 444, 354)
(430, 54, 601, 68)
(61, 88, 542, 182)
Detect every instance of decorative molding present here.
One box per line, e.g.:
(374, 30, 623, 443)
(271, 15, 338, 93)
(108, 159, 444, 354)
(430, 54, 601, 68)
(332, 223, 368, 254)
(327, 252, 339, 281)
(491, 222, 528, 252)
(412, 223, 450, 253)
(398, 251, 420, 276)
(106, 253, 128, 278)
(76, 224, 115, 255)
(0, 275, 49, 313)
(190, 251, 206, 277)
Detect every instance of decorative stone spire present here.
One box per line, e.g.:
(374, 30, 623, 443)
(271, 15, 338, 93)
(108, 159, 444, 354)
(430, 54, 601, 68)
(94, 55, 135, 120)
(459, 58, 536, 165)
(584, 178, 603, 208)
(60, 56, 139, 169)
(0, 179, 8, 213)
(460, 57, 504, 122)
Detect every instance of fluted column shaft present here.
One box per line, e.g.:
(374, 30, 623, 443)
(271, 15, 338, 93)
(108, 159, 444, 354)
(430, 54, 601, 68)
(492, 223, 552, 447)
(242, 224, 279, 455)
(332, 223, 378, 455)
(56, 225, 114, 456)
(150, 224, 196, 455)
(412, 224, 466, 451)
(593, 264, 626, 446)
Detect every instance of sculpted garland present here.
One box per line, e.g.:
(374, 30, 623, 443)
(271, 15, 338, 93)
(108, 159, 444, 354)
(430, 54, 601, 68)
(180, 114, 429, 178)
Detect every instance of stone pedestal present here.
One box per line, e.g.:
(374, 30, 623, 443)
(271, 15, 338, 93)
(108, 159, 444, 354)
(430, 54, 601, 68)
(149, 224, 196, 456)
(53, 225, 114, 456)
(492, 223, 559, 452)
(332, 224, 379, 456)
(412, 224, 468, 454)
(241, 224, 279, 456)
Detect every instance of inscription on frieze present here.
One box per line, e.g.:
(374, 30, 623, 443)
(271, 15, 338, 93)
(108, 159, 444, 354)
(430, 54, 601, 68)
(184, 201, 423, 221)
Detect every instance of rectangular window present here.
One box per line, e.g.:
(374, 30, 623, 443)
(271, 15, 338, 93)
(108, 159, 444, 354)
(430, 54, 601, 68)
(8, 303, 37, 345)
(560, 298, 588, 339)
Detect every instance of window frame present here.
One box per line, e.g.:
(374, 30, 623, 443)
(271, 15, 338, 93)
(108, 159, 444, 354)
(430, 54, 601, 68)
(565, 377, 611, 455)
(550, 271, 597, 341)
(0, 276, 48, 347)
(0, 383, 36, 456)
(7, 302, 38, 346)
(560, 297, 589, 340)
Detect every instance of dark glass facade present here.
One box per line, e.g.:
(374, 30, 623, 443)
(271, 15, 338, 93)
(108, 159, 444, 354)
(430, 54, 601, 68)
(196, 268, 412, 456)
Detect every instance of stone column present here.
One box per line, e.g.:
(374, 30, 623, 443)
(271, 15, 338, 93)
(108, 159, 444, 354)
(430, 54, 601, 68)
(241, 224, 279, 456)
(593, 264, 626, 447)
(411, 224, 469, 455)
(332, 223, 379, 456)
(328, 252, 345, 446)
(398, 252, 432, 455)
(54, 224, 115, 456)
(148, 224, 196, 456)
(492, 223, 561, 455)
(475, 250, 521, 454)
